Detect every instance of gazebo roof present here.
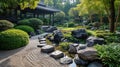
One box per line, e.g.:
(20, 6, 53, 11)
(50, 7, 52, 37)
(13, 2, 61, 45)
(22, 2, 60, 14)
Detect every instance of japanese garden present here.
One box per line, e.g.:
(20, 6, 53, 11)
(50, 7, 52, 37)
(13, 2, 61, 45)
(0, 0, 120, 67)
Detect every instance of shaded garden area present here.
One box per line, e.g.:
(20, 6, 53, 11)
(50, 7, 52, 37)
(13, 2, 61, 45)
(0, 0, 120, 67)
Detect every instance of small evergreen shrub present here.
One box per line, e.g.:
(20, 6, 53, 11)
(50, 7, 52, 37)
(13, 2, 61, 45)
(59, 42, 72, 50)
(15, 25, 35, 35)
(95, 43, 120, 67)
(0, 29, 29, 50)
(67, 22, 75, 27)
(28, 18, 43, 30)
(18, 18, 43, 30)
(18, 19, 29, 25)
(0, 20, 14, 31)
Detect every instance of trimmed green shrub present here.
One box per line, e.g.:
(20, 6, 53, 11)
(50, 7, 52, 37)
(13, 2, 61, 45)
(18, 18, 43, 30)
(18, 19, 29, 25)
(15, 25, 35, 35)
(0, 20, 14, 31)
(28, 18, 43, 30)
(95, 43, 120, 67)
(0, 29, 29, 50)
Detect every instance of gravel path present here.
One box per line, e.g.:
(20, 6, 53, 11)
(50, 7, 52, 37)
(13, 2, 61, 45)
(0, 35, 68, 67)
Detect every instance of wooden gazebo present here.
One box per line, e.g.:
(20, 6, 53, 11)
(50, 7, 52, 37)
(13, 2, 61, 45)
(0, 1, 60, 25)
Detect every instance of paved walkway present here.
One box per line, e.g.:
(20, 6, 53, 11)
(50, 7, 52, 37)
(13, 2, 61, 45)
(0, 35, 68, 67)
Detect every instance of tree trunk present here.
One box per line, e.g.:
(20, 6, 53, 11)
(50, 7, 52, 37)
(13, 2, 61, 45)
(109, 0, 115, 33)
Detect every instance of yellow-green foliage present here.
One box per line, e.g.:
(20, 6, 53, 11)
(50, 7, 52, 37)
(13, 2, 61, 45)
(0, 29, 29, 50)
(59, 42, 72, 51)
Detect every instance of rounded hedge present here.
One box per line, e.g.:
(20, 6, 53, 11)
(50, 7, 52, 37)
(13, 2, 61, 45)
(18, 18, 43, 30)
(15, 25, 35, 35)
(0, 29, 29, 50)
(18, 19, 30, 25)
(0, 20, 14, 31)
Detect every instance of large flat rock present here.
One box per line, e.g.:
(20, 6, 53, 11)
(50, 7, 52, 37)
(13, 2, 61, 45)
(41, 45, 54, 53)
(77, 47, 98, 61)
(50, 50, 64, 59)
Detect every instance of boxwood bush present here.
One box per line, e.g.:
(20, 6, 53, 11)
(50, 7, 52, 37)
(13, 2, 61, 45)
(18, 18, 43, 30)
(0, 20, 14, 31)
(15, 25, 35, 35)
(95, 43, 120, 67)
(0, 29, 29, 50)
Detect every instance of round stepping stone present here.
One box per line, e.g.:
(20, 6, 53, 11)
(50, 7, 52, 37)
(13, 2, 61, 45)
(60, 56, 73, 64)
(40, 41, 46, 44)
(50, 50, 64, 59)
(41, 45, 54, 53)
(37, 44, 46, 47)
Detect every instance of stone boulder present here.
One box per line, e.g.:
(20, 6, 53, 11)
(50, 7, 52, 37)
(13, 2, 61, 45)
(87, 62, 103, 67)
(71, 29, 88, 39)
(77, 47, 98, 61)
(53, 30, 63, 44)
(68, 44, 77, 54)
(60, 56, 73, 64)
(41, 26, 50, 32)
(74, 54, 88, 65)
(86, 36, 105, 47)
(50, 50, 64, 59)
(71, 43, 79, 47)
(41, 45, 54, 53)
(77, 44, 87, 50)
(46, 26, 57, 32)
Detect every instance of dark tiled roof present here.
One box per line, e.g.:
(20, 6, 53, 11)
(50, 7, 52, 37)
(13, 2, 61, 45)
(36, 5, 60, 12)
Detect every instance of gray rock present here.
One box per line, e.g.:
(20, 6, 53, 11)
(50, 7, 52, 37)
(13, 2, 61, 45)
(68, 45, 77, 54)
(46, 26, 57, 32)
(87, 62, 103, 67)
(77, 44, 87, 50)
(71, 29, 88, 39)
(60, 56, 73, 64)
(41, 45, 54, 53)
(86, 36, 105, 47)
(40, 41, 46, 44)
(39, 38, 46, 41)
(71, 43, 79, 47)
(77, 47, 98, 61)
(50, 50, 64, 59)
(37, 44, 46, 47)
(41, 26, 49, 32)
(74, 54, 88, 65)
(53, 30, 63, 44)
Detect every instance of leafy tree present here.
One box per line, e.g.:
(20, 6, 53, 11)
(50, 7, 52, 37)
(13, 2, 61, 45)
(76, 0, 120, 33)
(54, 11, 65, 23)
(0, 0, 40, 9)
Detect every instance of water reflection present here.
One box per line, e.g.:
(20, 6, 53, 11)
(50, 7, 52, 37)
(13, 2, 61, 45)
(69, 60, 77, 67)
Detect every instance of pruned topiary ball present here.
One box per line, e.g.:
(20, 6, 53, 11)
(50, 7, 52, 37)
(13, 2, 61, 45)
(0, 29, 29, 50)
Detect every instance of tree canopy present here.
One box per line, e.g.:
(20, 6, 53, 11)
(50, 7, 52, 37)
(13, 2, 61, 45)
(0, 0, 40, 9)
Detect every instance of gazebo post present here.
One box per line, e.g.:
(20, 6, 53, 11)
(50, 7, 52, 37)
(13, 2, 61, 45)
(49, 14, 52, 25)
(52, 13, 54, 26)
(33, 13, 36, 18)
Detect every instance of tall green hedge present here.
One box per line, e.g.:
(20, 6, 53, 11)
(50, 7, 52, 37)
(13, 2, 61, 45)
(0, 29, 29, 50)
